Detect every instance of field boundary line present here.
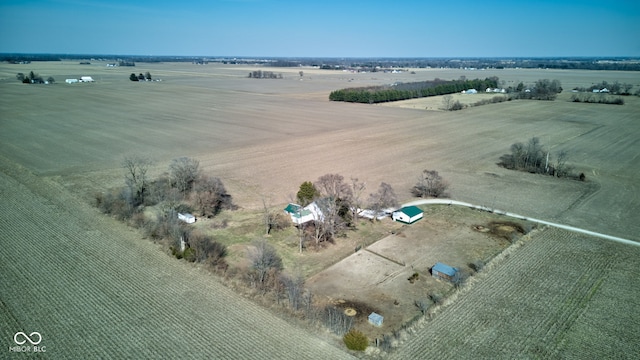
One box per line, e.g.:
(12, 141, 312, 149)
(402, 199, 639, 246)
(363, 248, 406, 267)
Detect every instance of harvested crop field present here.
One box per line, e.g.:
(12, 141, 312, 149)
(1, 62, 639, 357)
(1, 63, 637, 240)
(389, 227, 640, 359)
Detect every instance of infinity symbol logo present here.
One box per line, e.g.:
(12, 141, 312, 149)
(13, 332, 42, 345)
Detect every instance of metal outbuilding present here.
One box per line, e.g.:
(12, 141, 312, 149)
(431, 262, 459, 282)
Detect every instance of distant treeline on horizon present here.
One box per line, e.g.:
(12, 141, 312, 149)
(2, 54, 639, 71)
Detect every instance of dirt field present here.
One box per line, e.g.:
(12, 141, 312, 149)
(1, 61, 639, 357)
(306, 205, 524, 339)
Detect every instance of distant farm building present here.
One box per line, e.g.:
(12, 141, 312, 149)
(178, 213, 196, 224)
(485, 88, 506, 93)
(80, 76, 94, 82)
(65, 79, 79, 84)
(284, 202, 324, 225)
(462, 88, 478, 94)
(391, 206, 423, 224)
(431, 262, 459, 282)
(368, 312, 384, 327)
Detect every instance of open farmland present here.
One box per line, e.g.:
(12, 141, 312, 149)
(0, 62, 638, 240)
(0, 155, 353, 359)
(389, 227, 640, 359)
(1, 61, 639, 357)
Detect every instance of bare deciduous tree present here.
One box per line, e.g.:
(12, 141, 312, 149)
(349, 177, 366, 227)
(368, 182, 398, 217)
(281, 272, 305, 311)
(194, 175, 231, 217)
(315, 173, 352, 200)
(554, 150, 573, 178)
(249, 239, 283, 287)
(313, 174, 352, 240)
(323, 306, 353, 335)
(412, 170, 450, 198)
(442, 94, 454, 110)
(169, 157, 200, 193)
(122, 155, 153, 206)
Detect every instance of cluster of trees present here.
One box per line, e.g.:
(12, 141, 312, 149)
(119, 60, 135, 66)
(129, 72, 152, 81)
(248, 70, 282, 79)
(329, 78, 499, 104)
(572, 81, 634, 95)
(16, 71, 54, 84)
(570, 93, 624, 105)
(245, 239, 364, 340)
(509, 79, 563, 100)
(498, 137, 581, 179)
(290, 174, 399, 251)
(95, 156, 234, 269)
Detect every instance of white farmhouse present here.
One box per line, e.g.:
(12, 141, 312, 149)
(284, 202, 324, 225)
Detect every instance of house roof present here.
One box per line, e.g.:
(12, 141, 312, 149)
(432, 262, 458, 277)
(284, 202, 323, 220)
(284, 203, 301, 214)
(399, 206, 423, 217)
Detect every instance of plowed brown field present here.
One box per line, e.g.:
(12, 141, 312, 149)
(1, 62, 638, 358)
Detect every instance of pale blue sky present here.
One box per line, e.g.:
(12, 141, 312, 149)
(1, 0, 639, 57)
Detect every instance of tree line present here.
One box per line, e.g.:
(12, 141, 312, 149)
(130, 72, 152, 81)
(329, 78, 499, 104)
(16, 71, 54, 84)
(248, 70, 283, 79)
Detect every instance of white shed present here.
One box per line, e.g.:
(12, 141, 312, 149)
(80, 76, 94, 82)
(178, 213, 196, 224)
(391, 206, 424, 224)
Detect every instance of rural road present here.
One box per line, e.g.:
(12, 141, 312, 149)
(401, 199, 639, 247)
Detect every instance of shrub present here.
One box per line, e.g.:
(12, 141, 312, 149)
(171, 246, 183, 259)
(343, 329, 368, 351)
(450, 100, 465, 110)
(182, 247, 196, 262)
(412, 170, 450, 198)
